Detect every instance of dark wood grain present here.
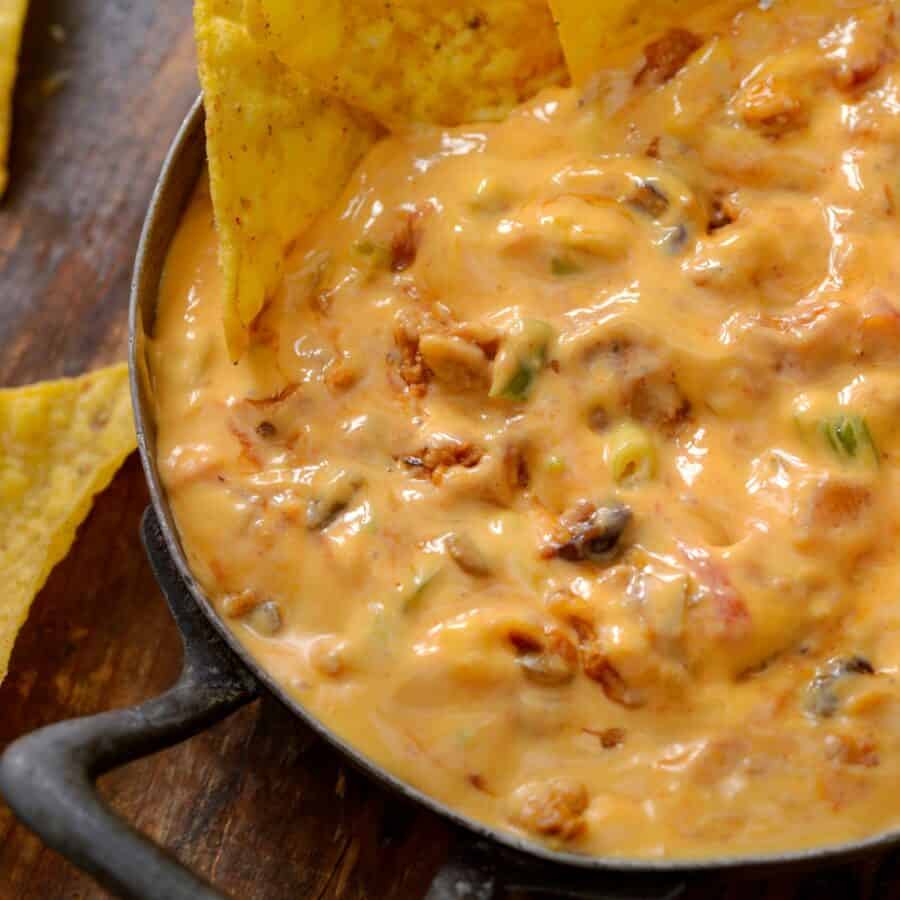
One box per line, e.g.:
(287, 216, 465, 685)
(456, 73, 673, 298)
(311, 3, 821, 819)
(0, 2, 898, 899)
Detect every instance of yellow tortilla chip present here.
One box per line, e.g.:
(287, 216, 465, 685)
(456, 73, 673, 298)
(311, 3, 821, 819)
(549, 0, 744, 84)
(243, 0, 567, 129)
(0, 364, 135, 683)
(0, 0, 28, 196)
(195, 0, 380, 359)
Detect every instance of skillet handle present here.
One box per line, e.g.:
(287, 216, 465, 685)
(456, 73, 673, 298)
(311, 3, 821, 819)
(425, 836, 687, 900)
(0, 508, 258, 900)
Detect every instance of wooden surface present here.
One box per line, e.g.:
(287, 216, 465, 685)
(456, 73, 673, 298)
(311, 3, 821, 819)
(0, 2, 899, 898)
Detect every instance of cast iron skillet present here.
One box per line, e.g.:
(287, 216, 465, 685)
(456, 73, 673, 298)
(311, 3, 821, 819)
(3, 98, 900, 900)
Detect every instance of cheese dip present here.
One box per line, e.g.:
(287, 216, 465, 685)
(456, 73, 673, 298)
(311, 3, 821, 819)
(151, 0, 900, 858)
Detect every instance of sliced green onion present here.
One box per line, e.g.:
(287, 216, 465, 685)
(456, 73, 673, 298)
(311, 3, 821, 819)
(305, 469, 364, 530)
(352, 239, 390, 269)
(400, 562, 442, 613)
(489, 319, 554, 402)
(605, 421, 657, 485)
(818, 414, 878, 467)
(550, 255, 582, 276)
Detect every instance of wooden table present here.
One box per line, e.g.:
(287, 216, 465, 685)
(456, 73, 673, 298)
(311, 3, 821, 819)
(0, 2, 898, 898)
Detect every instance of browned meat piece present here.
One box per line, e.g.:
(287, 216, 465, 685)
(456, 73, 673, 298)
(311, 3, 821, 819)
(583, 726, 627, 749)
(737, 76, 809, 135)
(389, 307, 501, 397)
(421, 441, 483, 472)
(418, 333, 491, 389)
(509, 627, 579, 686)
(827, 6, 896, 91)
(545, 588, 597, 643)
(858, 290, 900, 361)
(509, 778, 589, 841)
(587, 404, 610, 433)
(636, 28, 703, 86)
(805, 656, 875, 718)
(582, 648, 646, 708)
(432, 442, 530, 508)
(586, 338, 690, 431)
(222, 590, 283, 636)
(541, 500, 631, 563)
(325, 358, 361, 391)
(402, 437, 483, 484)
(390, 210, 424, 272)
(503, 445, 531, 491)
(835, 47, 894, 90)
(626, 371, 690, 430)
(808, 480, 871, 530)
(824, 733, 879, 768)
(451, 320, 501, 359)
(222, 588, 264, 618)
(390, 317, 432, 396)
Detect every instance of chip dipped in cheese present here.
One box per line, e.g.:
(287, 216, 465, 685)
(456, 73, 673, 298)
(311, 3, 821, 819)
(548, 0, 745, 83)
(244, 0, 567, 130)
(195, 0, 380, 359)
(0, 0, 28, 196)
(0, 364, 135, 683)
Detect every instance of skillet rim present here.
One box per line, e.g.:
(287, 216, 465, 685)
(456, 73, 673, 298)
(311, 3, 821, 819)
(129, 94, 900, 877)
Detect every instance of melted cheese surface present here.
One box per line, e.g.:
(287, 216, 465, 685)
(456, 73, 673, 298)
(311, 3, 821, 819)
(152, 0, 900, 857)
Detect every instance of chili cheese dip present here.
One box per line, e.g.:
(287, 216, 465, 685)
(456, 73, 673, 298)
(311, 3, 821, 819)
(152, 0, 900, 857)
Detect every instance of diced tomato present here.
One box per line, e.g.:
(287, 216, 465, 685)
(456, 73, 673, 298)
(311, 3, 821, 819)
(678, 541, 752, 640)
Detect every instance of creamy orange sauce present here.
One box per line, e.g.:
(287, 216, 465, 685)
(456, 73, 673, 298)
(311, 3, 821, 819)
(151, 0, 900, 858)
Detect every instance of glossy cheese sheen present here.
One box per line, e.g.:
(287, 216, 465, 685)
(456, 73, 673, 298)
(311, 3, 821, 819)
(152, 0, 900, 858)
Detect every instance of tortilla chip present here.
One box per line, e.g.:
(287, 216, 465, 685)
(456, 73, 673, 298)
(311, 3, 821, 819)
(0, 0, 28, 196)
(0, 364, 135, 684)
(549, 0, 744, 84)
(195, 0, 380, 359)
(243, 0, 567, 130)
